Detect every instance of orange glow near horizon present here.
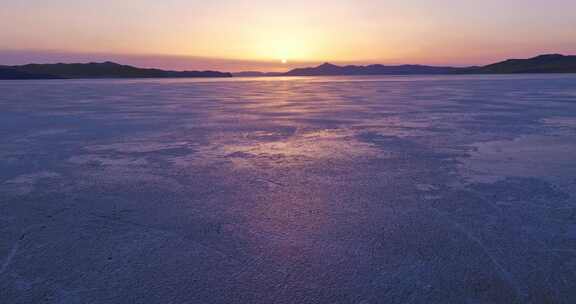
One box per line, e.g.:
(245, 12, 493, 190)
(1, 0, 576, 71)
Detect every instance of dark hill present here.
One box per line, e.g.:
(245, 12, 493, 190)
(284, 54, 576, 76)
(284, 63, 463, 76)
(466, 54, 576, 74)
(1, 62, 232, 79)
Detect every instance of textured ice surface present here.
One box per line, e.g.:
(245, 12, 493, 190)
(1, 75, 576, 303)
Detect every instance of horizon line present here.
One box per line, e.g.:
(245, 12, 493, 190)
(1, 49, 573, 73)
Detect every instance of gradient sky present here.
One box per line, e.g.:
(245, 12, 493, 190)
(1, 0, 575, 71)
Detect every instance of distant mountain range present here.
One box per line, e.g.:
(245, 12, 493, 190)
(0, 61, 232, 79)
(1, 54, 576, 80)
(284, 63, 462, 76)
(463, 54, 576, 74)
(281, 54, 576, 76)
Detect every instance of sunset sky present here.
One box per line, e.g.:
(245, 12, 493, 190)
(1, 0, 575, 71)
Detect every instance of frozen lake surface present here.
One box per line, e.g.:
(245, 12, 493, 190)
(1, 75, 576, 303)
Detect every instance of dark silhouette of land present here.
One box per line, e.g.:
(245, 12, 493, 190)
(2, 54, 576, 79)
(282, 54, 576, 76)
(284, 62, 462, 76)
(463, 54, 576, 74)
(0, 61, 232, 79)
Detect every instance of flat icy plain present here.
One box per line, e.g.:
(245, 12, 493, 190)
(1, 75, 576, 303)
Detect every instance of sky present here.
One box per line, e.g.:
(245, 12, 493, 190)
(1, 0, 575, 72)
